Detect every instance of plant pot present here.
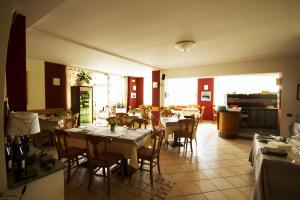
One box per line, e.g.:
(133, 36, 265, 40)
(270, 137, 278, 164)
(76, 80, 87, 86)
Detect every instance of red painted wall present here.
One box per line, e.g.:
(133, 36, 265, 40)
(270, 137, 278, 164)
(45, 62, 66, 109)
(152, 71, 160, 125)
(6, 13, 27, 111)
(127, 77, 143, 110)
(198, 78, 214, 120)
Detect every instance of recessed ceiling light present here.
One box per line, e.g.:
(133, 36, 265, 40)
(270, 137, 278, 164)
(174, 40, 196, 52)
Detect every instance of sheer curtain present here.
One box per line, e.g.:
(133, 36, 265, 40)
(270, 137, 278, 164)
(143, 77, 152, 105)
(165, 78, 197, 106)
(214, 74, 280, 106)
(108, 75, 126, 106)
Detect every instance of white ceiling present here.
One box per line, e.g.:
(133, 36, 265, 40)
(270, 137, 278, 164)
(14, 0, 300, 77)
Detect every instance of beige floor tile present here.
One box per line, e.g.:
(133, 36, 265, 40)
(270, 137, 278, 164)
(185, 193, 208, 199)
(176, 181, 202, 195)
(194, 180, 218, 193)
(210, 178, 235, 190)
(225, 176, 250, 187)
(61, 123, 254, 200)
(204, 191, 229, 200)
(222, 188, 249, 200)
(238, 186, 254, 198)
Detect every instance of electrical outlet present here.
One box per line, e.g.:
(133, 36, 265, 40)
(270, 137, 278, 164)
(287, 113, 293, 117)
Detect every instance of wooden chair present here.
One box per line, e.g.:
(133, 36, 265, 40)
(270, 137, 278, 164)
(86, 135, 124, 196)
(129, 118, 147, 129)
(106, 117, 123, 126)
(200, 106, 205, 121)
(116, 113, 129, 118)
(173, 119, 195, 152)
(54, 129, 86, 183)
(137, 129, 164, 186)
(212, 106, 218, 123)
(160, 109, 174, 117)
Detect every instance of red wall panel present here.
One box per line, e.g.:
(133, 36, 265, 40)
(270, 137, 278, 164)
(6, 13, 27, 111)
(152, 70, 160, 125)
(127, 77, 143, 110)
(45, 62, 66, 109)
(198, 78, 214, 120)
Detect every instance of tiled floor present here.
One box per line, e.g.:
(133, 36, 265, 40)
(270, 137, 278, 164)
(63, 122, 254, 200)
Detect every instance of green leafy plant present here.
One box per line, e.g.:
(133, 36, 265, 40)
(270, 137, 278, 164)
(76, 70, 92, 84)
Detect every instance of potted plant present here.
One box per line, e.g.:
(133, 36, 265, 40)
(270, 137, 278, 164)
(76, 70, 92, 86)
(108, 118, 117, 132)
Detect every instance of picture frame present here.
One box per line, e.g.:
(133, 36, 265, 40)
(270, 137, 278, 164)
(201, 91, 211, 101)
(297, 84, 300, 100)
(131, 93, 136, 99)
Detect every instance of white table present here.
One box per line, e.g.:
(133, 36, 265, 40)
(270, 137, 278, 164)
(65, 125, 152, 168)
(182, 108, 200, 117)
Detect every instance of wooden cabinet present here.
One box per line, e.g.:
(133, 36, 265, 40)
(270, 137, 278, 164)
(249, 108, 277, 129)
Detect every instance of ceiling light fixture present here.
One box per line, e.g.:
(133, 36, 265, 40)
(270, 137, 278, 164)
(174, 40, 196, 52)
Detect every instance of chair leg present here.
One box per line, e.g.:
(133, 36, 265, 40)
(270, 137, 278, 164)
(67, 159, 71, 183)
(88, 167, 93, 191)
(140, 159, 144, 170)
(190, 138, 193, 152)
(75, 156, 79, 167)
(107, 167, 110, 196)
(157, 156, 161, 175)
(150, 160, 153, 186)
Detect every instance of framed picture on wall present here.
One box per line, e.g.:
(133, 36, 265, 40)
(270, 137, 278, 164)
(131, 93, 136, 99)
(201, 91, 211, 101)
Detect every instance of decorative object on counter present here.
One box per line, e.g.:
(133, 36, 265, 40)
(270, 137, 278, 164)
(40, 154, 55, 170)
(75, 70, 92, 85)
(6, 112, 40, 177)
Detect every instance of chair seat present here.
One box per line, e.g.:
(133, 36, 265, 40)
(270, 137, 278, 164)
(90, 152, 124, 167)
(137, 146, 152, 159)
(173, 131, 191, 138)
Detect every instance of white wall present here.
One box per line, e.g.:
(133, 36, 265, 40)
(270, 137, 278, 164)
(161, 57, 300, 137)
(0, 0, 12, 192)
(27, 58, 45, 110)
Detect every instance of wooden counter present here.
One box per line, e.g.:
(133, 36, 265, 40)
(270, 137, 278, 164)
(218, 110, 241, 138)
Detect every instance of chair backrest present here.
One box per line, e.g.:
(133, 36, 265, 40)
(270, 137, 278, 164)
(116, 113, 129, 118)
(54, 129, 70, 159)
(129, 118, 147, 129)
(86, 135, 112, 166)
(178, 119, 195, 138)
(161, 109, 174, 117)
(151, 130, 164, 158)
(200, 106, 205, 120)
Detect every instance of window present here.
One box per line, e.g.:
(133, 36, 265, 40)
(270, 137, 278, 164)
(165, 78, 197, 106)
(214, 74, 280, 106)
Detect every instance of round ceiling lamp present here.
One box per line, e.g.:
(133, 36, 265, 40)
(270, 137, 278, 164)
(174, 40, 196, 52)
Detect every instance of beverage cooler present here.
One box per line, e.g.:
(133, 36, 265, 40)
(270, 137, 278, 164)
(71, 86, 93, 126)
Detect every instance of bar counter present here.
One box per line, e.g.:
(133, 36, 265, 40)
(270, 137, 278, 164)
(217, 108, 241, 138)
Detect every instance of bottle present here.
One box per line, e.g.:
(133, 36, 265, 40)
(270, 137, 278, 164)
(12, 136, 25, 174)
(5, 136, 12, 172)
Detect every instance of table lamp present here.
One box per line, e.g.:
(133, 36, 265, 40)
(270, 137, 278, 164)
(6, 112, 40, 179)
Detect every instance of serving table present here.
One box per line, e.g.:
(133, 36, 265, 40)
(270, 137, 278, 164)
(182, 108, 200, 117)
(249, 133, 300, 200)
(65, 124, 152, 169)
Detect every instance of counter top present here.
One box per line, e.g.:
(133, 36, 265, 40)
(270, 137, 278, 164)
(7, 155, 66, 189)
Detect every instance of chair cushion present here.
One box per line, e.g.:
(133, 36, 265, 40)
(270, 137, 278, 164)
(137, 146, 152, 159)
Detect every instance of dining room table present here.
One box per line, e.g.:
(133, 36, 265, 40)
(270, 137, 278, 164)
(249, 133, 300, 200)
(159, 117, 197, 146)
(64, 124, 153, 169)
